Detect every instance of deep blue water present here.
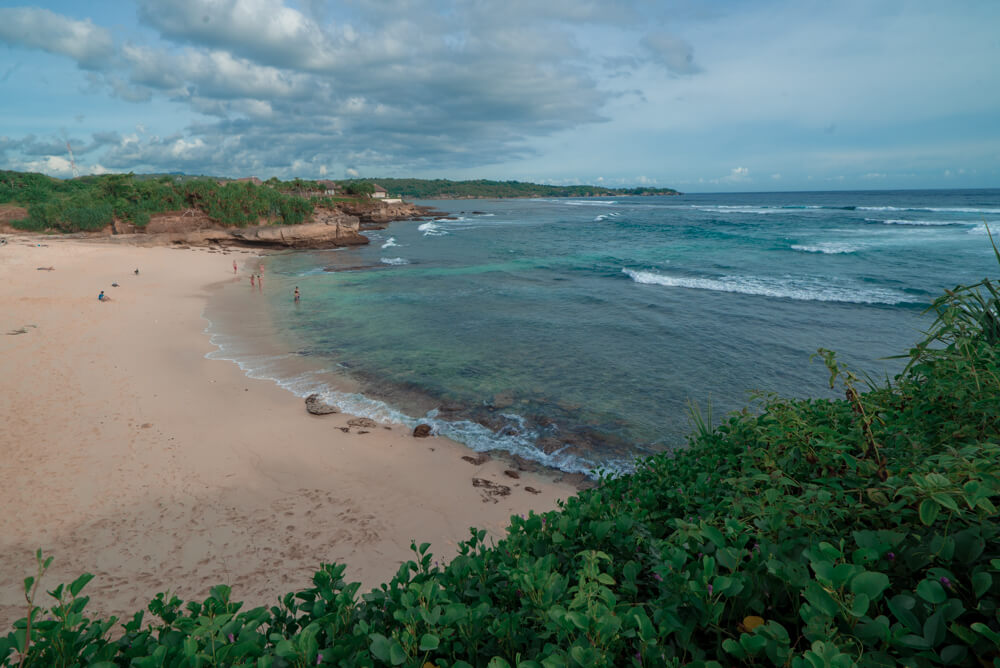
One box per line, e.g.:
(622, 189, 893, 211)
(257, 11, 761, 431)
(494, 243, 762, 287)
(208, 189, 1000, 475)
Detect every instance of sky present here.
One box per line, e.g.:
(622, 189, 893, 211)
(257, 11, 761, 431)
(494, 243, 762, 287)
(0, 0, 998, 192)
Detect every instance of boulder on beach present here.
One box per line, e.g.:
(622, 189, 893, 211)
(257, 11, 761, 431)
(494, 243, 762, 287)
(305, 393, 338, 415)
(413, 424, 433, 437)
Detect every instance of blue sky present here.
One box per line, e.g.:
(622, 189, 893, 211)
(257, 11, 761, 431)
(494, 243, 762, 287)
(1, 0, 998, 191)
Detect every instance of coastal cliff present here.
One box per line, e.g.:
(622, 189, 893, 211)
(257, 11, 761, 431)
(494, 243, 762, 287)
(3, 202, 439, 249)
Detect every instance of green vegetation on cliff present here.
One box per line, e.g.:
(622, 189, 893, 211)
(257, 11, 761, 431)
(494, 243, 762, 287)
(4, 242, 1000, 666)
(338, 178, 680, 199)
(0, 171, 322, 232)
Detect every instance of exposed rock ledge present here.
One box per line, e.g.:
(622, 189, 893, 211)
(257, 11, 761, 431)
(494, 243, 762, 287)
(105, 202, 439, 249)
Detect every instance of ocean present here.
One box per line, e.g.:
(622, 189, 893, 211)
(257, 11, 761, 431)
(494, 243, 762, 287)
(204, 189, 1000, 476)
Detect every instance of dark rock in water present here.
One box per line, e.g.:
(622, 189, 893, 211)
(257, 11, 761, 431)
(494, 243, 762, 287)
(512, 455, 538, 472)
(437, 402, 465, 413)
(347, 417, 378, 429)
(472, 477, 511, 503)
(305, 394, 338, 415)
(536, 436, 566, 454)
(413, 424, 433, 437)
(462, 453, 490, 465)
(503, 469, 520, 479)
(471, 211, 485, 215)
(474, 413, 507, 432)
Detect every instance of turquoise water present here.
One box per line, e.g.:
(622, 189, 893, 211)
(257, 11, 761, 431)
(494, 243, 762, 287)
(209, 189, 1000, 475)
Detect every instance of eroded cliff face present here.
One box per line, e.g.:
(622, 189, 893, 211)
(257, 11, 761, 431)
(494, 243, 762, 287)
(107, 202, 437, 248)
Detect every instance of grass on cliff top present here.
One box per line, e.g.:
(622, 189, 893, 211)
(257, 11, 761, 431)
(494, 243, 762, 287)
(3, 242, 1000, 667)
(0, 171, 367, 232)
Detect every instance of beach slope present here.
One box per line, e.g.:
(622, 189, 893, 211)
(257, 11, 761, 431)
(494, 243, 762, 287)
(0, 236, 573, 628)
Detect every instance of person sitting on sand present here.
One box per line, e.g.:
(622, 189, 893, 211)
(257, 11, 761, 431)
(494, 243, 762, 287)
(98, 290, 107, 301)
(134, 268, 139, 275)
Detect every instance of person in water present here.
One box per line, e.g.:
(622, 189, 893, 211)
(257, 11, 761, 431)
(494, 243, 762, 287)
(294, 287, 300, 302)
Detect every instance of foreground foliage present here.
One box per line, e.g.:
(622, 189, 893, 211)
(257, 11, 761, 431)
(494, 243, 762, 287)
(3, 265, 1000, 666)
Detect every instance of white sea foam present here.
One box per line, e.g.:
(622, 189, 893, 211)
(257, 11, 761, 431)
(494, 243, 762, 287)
(791, 243, 862, 254)
(418, 221, 448, 236)
(694, 205, 782, 215)
(860, 206, 1000, 214)
(381, 236, 399, 248)
(380, 257, 409, 265)
(881, 219, 972, 226)
(553, 199, 617, 206)
(622, 269, 913, 304)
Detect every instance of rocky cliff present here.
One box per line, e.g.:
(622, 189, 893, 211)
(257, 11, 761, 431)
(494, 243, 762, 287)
(106, 202, 437, 249)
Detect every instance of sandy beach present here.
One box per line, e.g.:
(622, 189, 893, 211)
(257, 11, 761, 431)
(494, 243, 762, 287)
(0, 234, 576, 628)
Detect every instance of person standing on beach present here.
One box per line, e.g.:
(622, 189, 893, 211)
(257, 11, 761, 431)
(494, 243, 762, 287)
(294, 287, 300, 302)
(258, 274, 262, 291)
(233, 260, 238, 274)
(250, 274, 255, 287)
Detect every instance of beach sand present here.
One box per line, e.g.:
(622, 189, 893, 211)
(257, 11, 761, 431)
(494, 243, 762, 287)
(0, 234, 576, 628)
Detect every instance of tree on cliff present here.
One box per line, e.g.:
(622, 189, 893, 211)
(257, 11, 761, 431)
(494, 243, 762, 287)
(342, 181, 375, 197)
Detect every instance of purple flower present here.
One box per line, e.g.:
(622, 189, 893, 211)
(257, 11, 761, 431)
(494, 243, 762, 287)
(707, 584, 713, 595)
(317, 653, 323, 665)
(653, 573, 663, 582)
(228, 633, 235, 643)
(887, 552, 895, 561)
(941, 577, 952, 589)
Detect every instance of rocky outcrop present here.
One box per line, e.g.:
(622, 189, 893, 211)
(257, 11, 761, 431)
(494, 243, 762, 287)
(230, 212, 366, 248)
(305, 394, 338, 415)
(412, 424, 433, 438)
(339, 201, 441, 230)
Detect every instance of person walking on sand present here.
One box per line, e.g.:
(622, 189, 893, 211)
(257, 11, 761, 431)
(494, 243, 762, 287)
(257, 273, 262, 291)
(250, 274, 255, 287)
(294, 286, 300, 303)
(233, 260, 238, 274)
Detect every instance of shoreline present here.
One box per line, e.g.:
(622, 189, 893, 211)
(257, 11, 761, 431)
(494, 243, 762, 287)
(0, 233, 577, 629)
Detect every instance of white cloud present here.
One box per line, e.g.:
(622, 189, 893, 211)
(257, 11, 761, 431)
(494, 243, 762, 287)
(0, 7, 114, 69)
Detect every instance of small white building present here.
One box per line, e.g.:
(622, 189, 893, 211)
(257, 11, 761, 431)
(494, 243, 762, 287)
(318, 179, 338, 196)
(371, 183, 388, 199)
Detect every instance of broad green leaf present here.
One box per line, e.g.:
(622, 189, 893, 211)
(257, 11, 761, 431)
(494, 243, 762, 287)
(804, 582, 839, 617)
(370, 633, 391, 662)
(916, 579, 946, 604)
(939, 645, 967, 666)
(389, 641, 407, 666)
(849, 593, 870, 618)
(69, 573, 94, 597)
(850, 571, 890, 600)
(419, 634, 440, 651)
(972, 572, 992, 598)
(888, 595, 921, 634)
(919, 499, 940, 526)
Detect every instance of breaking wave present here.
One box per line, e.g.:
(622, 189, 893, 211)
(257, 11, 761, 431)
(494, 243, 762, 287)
(622, 269, 916, 305)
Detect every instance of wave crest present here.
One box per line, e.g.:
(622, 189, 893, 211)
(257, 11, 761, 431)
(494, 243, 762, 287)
(622, 269, 914, 305)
